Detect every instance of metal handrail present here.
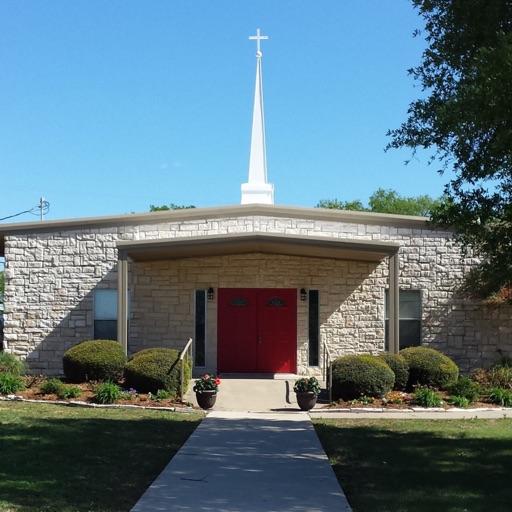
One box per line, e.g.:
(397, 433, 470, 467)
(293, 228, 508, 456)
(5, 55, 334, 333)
(322, 339, 333, 403)
(179, 337, 193, 402)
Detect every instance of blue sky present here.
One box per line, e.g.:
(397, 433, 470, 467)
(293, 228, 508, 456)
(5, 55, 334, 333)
(0, 1, 445, 223)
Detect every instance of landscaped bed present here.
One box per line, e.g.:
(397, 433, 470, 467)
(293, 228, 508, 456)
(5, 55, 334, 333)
(322, 390, 503, 411)
(4, 376, 195, 410)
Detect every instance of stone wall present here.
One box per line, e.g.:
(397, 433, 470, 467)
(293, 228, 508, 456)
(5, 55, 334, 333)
(3, 210, 511, 374)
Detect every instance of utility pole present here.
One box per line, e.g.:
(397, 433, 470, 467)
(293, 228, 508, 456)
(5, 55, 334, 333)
(40, 197, 45, 221)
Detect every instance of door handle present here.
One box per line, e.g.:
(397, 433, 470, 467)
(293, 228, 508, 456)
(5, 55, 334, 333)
(258, 336, 262, 344)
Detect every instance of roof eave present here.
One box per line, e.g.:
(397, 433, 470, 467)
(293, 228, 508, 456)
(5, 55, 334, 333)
(0, 204, 435, 238)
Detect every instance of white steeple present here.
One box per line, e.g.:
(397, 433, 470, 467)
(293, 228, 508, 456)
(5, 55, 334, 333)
(241, 28, 274, 205)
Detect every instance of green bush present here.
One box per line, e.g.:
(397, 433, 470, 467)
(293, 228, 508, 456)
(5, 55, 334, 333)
(124, 348, 191, 394)
(40, 378, 66, 395)
(446, 375, 481, 403)
(331, 354, 395, 401)
(128, 347, 173, 361)
(485, 387, 512, 407)
(39, 378, 82, 399)
(487, 366, 512, 389)
(469, 365, 512, 389)
(400, 346, 459, 390)
(450, 395, 470, 408)
(152, 389, 173, 401)
(63, 340, 127, 383)
(378, 353, 409, 390)
(59, 385, 82, 399)
(0, 352, 27, 376)
(94, 381, 122, 404)
(0, 372, 25, 394)
(411, 386, 444, 407)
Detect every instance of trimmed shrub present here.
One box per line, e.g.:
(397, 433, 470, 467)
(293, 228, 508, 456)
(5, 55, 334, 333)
(124, 348, 191, 394)
(0, 352, 27, 376)
(63, 340, 127, 383)
(378, 353, 409, 390)
(128, 347, 174, 362)
(400, 346, 459, 390)
(331, 354, 395, 401)
(446, 375, 481, 403)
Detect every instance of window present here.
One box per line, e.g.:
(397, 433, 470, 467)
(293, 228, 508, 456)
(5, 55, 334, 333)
(195, 290, 206, 367)
(94, 289, 117, 340)
(385, 290, 421, 350)
(308, 290, 320, 366)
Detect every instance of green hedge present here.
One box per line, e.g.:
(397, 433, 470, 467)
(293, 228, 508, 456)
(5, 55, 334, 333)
(124, 348, 191, 395)
(378, 353, 409, 391)
(63, 340, 126, 383)
(400, 346, 459, 390)
(331, 354, 395, 401)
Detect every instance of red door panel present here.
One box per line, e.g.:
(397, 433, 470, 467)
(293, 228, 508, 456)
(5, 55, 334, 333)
(258, 290, 297, 373)
(218, 289, 258, 373)
(217, 288, 297, 374)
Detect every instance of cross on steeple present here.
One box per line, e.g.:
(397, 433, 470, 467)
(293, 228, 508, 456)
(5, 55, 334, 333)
(249, 28, 268, 56)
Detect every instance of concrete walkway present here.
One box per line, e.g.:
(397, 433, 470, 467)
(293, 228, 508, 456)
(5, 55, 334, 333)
(131, 411, 352, 512)
(131, 378, 511, 511)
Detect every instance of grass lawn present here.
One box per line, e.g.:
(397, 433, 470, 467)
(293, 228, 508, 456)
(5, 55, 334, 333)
(0, 402, 203, 512)
(313, 417, 512, 512)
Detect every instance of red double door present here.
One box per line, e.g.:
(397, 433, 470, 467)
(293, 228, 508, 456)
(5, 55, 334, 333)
(217, 288, 297, 374)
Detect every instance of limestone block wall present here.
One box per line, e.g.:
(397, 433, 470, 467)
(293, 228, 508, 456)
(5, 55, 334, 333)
(3, 210, 512, 374)
(129, 254, 383, 375)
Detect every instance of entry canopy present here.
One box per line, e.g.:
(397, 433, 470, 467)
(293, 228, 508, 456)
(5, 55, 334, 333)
(117, 232, 400, 263)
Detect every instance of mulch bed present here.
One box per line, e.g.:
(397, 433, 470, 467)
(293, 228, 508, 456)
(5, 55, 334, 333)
(323, 390, 499, 410)
(14, 376, 195, 409)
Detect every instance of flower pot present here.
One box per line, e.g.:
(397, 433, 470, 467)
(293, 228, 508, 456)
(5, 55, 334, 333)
(295, 391, 318, 411)
(195, 390, 217, 410)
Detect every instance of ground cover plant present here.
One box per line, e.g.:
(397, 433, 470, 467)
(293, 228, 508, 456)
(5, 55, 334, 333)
(0, 402, 202, 512)
(314, 417, 512, 512)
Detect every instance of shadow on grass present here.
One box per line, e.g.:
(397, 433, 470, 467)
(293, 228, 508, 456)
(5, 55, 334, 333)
(314, 418, 512, 512)
(0, 403, 202, 512)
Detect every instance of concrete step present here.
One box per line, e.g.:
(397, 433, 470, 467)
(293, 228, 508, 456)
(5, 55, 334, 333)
(184, 377, 328, 412)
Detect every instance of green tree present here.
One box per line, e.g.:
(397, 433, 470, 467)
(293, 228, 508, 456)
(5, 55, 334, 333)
(316, 199, 366, 211)
(149, 203, 196, 212)
(387, 0, 512, 301)
(316, 188, 441, 216)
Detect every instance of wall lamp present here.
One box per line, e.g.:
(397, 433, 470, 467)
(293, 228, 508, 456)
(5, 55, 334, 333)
(300, 288, 307, 301)
(207, 287, 215, 300)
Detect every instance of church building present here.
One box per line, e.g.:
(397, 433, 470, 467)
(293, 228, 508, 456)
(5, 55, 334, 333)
(1, 30, 510, 376)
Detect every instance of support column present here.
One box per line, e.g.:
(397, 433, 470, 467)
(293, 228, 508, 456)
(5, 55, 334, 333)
(117, 251, 129, 355)
(388, 251, 400, 354)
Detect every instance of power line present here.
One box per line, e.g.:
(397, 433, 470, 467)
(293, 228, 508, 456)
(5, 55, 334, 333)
(0, 199, 50, 222)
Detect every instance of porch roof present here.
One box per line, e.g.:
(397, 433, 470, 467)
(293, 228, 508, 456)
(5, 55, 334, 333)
(117, 232, 400, 263)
